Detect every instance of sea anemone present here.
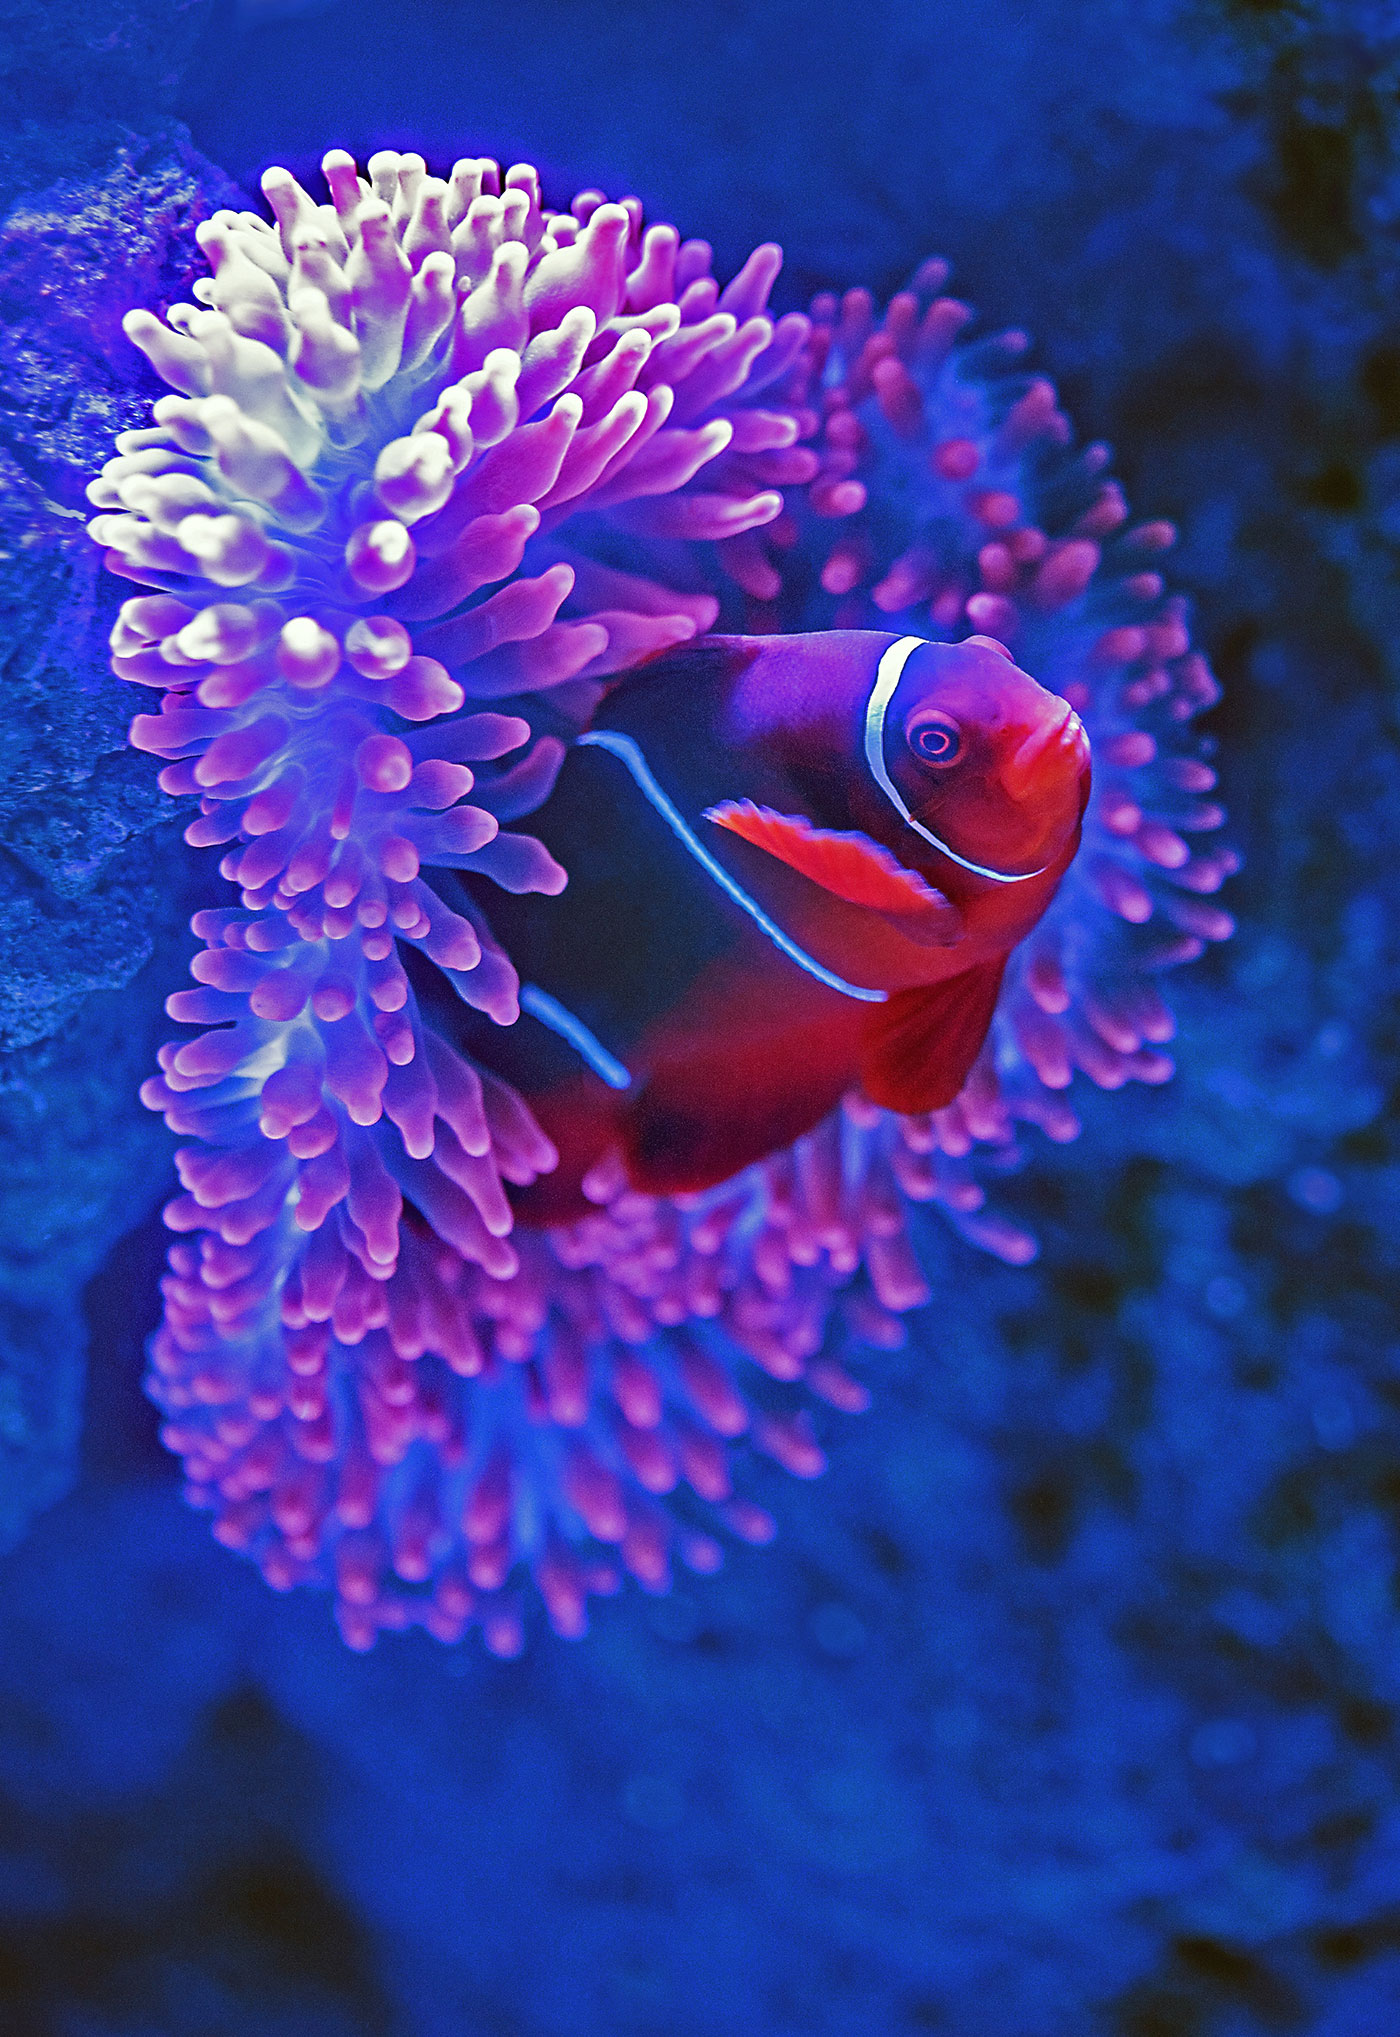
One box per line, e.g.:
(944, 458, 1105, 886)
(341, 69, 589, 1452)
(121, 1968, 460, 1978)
(90, 149, 1231, 1652)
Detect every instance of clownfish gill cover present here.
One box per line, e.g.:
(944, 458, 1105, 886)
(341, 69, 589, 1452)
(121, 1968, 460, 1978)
(88, 147, 1232, 1653)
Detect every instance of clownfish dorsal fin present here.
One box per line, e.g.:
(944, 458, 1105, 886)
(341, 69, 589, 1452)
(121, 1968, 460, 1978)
(705, 799, 961, 935)
(860, 957, 1007, 1115)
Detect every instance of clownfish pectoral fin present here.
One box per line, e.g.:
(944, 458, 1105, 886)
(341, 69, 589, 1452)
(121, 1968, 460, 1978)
(859, 958, 1007, 1115)
(705, 800, 961, 941)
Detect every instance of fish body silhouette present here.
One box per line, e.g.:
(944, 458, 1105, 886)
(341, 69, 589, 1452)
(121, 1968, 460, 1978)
(436, 631, 1090, 1219)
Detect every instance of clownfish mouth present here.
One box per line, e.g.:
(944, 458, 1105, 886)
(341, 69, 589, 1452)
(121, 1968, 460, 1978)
(704, 800, 963, 944)
(1002, 699, 1088, 802)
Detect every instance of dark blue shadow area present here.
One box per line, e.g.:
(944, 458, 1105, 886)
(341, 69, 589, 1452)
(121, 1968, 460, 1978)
(0, 0, 1398, 2032)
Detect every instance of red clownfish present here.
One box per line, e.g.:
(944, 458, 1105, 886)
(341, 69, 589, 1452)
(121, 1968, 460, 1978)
(434, 631, 1090, 1220)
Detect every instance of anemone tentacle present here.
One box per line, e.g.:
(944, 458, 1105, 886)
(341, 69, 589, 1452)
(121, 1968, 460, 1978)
(93, 150, 1229, 1648)
(94, 146, 809, 1304)
(153, 1094, 952, 1651)
(742, 275, 1237, 1178)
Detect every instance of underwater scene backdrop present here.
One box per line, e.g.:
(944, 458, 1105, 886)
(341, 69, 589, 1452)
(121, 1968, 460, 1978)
(1, 0, 1399, 2031)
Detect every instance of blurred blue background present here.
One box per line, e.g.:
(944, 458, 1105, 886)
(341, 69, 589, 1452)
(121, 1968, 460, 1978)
(1, 0, 1399, 2029)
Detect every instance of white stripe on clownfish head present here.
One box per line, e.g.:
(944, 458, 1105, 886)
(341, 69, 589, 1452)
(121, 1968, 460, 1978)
(863, 635, 1049, 885)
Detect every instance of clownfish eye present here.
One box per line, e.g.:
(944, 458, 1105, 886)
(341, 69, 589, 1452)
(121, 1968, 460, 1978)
(906, 712, 963, 767)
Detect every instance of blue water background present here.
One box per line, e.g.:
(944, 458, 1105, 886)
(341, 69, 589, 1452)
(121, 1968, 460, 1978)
(0, 0, 1398, 2030)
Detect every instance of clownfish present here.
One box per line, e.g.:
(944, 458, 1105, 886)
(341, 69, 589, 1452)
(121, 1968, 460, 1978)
(431, 631, 1089, 1221)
